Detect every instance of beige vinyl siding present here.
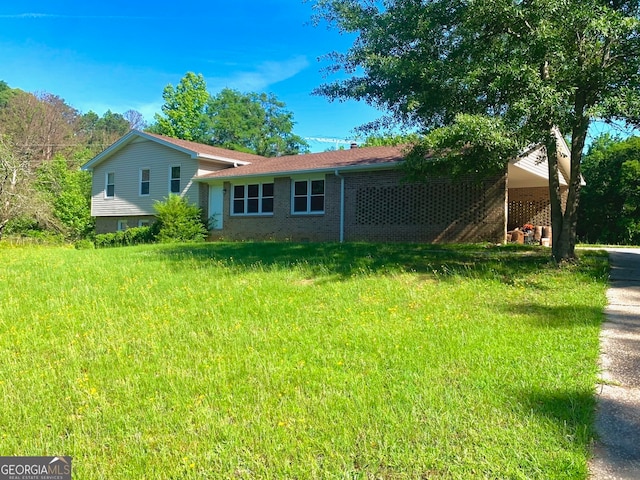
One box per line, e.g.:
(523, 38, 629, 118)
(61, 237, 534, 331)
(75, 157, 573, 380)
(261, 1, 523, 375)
(198, 160, 227, 177)
(90, 139, 199, 217)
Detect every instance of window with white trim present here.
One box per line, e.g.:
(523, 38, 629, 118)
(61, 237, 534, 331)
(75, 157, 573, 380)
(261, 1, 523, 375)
(170, 165, 181, 194)
(117, 219, 128, 231)
(232, 183, 274, 215)
(140, 168, 150, 196)
(138, 219, 152, 228)
(293, 179, 324, 214)
(105, 172, 115, 198)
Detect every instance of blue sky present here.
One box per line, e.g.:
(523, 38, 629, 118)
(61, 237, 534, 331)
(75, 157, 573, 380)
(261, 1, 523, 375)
(0, 1, 383, 152)
(1, 1, 635, 152)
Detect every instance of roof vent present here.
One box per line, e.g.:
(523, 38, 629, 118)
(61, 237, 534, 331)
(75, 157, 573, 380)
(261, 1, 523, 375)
(350, 142, 358, 149)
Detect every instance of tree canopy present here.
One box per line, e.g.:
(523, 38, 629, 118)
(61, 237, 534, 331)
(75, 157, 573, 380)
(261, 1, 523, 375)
(151, 73, 308, 157)
(152, 72, 210, 143)
(312, 0, 640, 260)
(578, 134, 640, 244)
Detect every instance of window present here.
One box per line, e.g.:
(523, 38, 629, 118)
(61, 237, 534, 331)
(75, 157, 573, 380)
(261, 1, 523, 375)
(293, 179, 324, 214)
(117, 219, 128, 231)
(138, 219, 152, 228)
(232, 182, 274, 215)
(170, 166, 181, 194)
(140, 168, 150, 196)
(105, 172, 115, 198)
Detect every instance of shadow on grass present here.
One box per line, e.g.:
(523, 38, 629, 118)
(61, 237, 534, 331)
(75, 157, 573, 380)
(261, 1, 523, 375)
(521, 388, 596, 445)
(151, 241, 609, 284)
(503, 303, 605, 328)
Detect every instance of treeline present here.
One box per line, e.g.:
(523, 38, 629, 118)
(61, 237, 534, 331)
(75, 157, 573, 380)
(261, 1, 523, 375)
(0, 80, 144, 241)
(578, 134, 640, 245)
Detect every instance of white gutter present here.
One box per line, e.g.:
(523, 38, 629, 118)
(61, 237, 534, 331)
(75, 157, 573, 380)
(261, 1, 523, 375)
(334, 170, 345, 243)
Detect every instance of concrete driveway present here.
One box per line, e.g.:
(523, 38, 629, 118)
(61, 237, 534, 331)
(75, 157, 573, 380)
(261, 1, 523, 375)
(589, 248, 640, 479)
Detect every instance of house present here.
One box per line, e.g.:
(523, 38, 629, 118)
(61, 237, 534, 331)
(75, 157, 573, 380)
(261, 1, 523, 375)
(82, 129, 572, 243)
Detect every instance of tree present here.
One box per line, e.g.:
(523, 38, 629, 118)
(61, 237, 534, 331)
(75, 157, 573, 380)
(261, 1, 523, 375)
(208, 89, 308, 156)
(0, 91, 79, 164)
(36, 155, 94, 239)
(123, 109, 147, 130)
(361, 133, 422, 147)
(77, 109, 131, 154)
(312, 0, 640, 261)
(578, 134, 640, 244)
(0, 136, 58, 238)
(0, 81, 19, 108)
(151, 73, 308, 156)
(151, 72, 210, 143)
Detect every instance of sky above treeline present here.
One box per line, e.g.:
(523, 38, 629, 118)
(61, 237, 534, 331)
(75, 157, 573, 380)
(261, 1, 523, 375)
(0, 0, 385, 152)
(0, 1, 636, 152)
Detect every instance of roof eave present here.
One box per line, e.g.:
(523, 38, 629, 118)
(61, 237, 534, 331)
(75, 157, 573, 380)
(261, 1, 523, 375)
(194, 161, 402, 183)
(197, 154, 252, 166)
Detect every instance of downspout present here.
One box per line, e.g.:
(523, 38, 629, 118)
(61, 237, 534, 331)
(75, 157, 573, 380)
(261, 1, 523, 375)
(334, 170, 345, 243)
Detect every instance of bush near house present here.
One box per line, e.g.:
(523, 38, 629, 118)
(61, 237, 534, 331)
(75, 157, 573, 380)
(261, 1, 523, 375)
(153, 194, 207, 243)
(94, 226, 156, 248)
(93, 196, 206, 248)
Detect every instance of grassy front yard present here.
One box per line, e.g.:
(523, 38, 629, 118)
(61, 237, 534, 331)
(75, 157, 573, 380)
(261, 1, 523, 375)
(0, 242, 608, 478)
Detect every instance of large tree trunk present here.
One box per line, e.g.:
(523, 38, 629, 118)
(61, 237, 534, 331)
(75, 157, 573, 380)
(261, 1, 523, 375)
(549, 119, 588, 262)
(546, 132, 564, 259)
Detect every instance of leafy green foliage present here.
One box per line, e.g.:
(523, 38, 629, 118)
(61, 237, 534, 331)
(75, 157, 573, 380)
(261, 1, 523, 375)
(361, 132, 422, 147)
(94, 226, 155, 248)
(77, 109, 131, 154)
(153, 194, 207, 243)
(150, 72, 211, 143)
(36, 155, 94, 239)
(208, 88, 308, 156)
(312, 0, 640, 260)
(0, 80, 146, 242)
(578, 134, 640, 244)
(0, 135, 59, 237)
(73, 238, 95, 250)
(403, 114, 522, 180)
(150, 73, 308, 156)
(0, 80, 19, 108)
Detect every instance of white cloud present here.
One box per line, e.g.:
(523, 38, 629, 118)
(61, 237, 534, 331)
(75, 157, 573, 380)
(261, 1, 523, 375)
(206, 55, 310, 92)
(0, 13, 153, 20)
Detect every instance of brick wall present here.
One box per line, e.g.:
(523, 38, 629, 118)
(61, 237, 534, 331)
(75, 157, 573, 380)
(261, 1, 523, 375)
(507, 186, 567, 230)
(343, 170, 506, 243)
(211, 169, 507, 244)
(209, 176, 341, 242)
(198, 183, 209, 219)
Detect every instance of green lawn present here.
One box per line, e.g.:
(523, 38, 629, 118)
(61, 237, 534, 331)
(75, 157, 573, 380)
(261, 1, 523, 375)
(0, 242, 608, 478)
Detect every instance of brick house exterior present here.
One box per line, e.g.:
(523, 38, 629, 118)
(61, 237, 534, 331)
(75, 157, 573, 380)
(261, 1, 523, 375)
(83, 129, 574, 243)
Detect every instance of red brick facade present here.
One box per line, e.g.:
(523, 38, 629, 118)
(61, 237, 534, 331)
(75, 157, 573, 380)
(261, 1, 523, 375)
(210, 169, 508, 243)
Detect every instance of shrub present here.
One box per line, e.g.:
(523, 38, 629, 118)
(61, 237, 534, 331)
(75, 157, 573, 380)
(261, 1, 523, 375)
(153, 195, 207, 243)
(95, 226, 154, 248)
(74, 239, 95, 250)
